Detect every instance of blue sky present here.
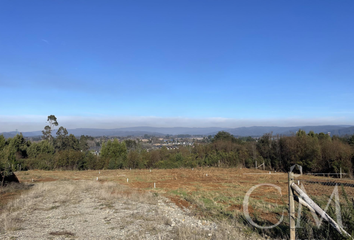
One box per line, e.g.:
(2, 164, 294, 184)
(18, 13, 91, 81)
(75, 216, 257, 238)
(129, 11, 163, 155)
(1, 0, 354, 131)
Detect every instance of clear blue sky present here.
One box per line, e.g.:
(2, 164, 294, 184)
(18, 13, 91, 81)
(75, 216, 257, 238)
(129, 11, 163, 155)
(1, 0, 354, 131)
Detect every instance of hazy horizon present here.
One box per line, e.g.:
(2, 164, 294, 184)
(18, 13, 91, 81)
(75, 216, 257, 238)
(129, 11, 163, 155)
(0, 115, 352, 133)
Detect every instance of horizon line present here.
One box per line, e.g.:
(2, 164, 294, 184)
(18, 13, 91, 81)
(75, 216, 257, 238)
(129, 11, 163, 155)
(1, 124, 353, 134)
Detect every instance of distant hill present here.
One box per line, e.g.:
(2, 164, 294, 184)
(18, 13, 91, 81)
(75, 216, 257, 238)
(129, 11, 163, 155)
(223, 125, 354, 137)
(1, 131, 21, 138)
(1, 125, 353, 138)
(329, 126, 354, 136)
(98, 127, 230, 135)
(63, 128, 166, 137)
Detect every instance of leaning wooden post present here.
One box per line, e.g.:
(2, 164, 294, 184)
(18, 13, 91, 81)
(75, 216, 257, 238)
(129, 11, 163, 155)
(291, 182, 353, 238)
(288, 172, 295, 240)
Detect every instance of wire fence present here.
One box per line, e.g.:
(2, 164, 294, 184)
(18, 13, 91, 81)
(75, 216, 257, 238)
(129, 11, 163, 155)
(291, 172, 354, 239)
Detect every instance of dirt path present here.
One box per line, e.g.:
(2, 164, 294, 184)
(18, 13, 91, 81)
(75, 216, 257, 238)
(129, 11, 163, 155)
(0, 181, 261, 240)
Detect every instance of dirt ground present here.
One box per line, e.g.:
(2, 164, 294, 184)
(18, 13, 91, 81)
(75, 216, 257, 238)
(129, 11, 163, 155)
(0, 179, 261, 240)
(2, 167, 353, 239)
(15, 168, 289, 218)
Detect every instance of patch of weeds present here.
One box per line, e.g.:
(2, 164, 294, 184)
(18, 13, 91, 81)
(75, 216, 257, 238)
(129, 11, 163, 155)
(201, 197, 214, 206)
(49, 231, 75, 237)
(10, 226, 24, 231)
(0, 183, 32, 195)
(120, 205, 131, 211)
(46, 205, 60, 211)
(121, 220, 134, 226)
(170, 189, 188, 198)
(72, 199, 83, 205)
(58, 199, 68, 205)
(134, 176, 144, 182)
(105, 203, 114, 209)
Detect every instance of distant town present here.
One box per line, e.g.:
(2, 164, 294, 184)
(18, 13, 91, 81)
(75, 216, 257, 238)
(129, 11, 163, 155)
(23, 133, 260, 156)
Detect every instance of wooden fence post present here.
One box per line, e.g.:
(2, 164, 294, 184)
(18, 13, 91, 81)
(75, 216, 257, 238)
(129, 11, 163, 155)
(289, 172, 295, 240)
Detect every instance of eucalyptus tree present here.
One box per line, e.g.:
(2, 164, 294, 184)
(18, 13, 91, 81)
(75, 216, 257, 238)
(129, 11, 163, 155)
(56, 126, 68, 150)
(42, 115, 59, 143)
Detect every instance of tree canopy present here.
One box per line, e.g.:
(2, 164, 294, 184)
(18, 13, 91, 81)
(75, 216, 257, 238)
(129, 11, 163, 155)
(212, 131, 239, 143)
(42, 115, 59, 142)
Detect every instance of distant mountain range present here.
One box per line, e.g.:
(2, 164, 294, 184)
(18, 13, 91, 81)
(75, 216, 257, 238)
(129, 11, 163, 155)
(1, 125, 354, 138)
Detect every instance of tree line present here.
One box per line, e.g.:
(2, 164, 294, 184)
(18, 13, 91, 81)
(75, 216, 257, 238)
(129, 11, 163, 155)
(1, 116, 354, 184)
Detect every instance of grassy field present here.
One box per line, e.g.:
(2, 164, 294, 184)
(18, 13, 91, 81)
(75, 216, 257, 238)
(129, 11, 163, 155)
(2, 167, 354, 239)
(14, 168, 288, 221)
(8, 167, 289, 237)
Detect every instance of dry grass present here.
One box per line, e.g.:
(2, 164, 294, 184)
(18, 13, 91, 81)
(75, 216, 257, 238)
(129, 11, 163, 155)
(93, 181, 157, 205)
(0, 180, 156, 235)
(2, 180, 155, 212)
(13, 168, 290, 229)
(5, 168, 350, 239)
(0, 178, 264, 239)
(0, 183, 32, 212)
